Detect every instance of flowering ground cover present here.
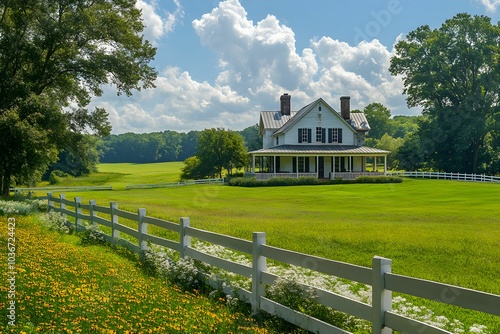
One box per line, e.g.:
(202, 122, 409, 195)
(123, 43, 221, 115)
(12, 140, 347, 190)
(0, 215, 267, 333)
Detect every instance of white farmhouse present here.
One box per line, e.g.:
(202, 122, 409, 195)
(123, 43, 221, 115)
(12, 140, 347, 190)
(247, 94, 390, 180)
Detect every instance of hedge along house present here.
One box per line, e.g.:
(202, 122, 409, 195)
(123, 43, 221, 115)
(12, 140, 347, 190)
(247, 94, 390, 180)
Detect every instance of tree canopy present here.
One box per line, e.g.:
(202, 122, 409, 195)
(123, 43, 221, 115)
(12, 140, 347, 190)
(0, 0, 157, 195)
(181, 128, 248, 180)
(390, 13, 500, 173)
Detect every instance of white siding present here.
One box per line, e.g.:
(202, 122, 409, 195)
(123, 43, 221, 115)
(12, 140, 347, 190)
(283, 105, 356, 145)
(262, 129, 275, 149)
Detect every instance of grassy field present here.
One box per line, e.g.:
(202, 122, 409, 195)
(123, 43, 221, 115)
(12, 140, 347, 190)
(28, 163, 500, 331)
(39, 162, 184, 190)
(0, 215, 267, 333)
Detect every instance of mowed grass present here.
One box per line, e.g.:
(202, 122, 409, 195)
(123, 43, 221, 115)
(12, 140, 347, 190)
(0, 216, 267, 333)
(33, 162, 500, 330)
(38, 162, 184, 190)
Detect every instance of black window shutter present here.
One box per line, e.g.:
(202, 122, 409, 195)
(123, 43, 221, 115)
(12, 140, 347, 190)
(293, 157, 297, 173)
(338, 129, 343, 143)
(298, 129, 302, 143)
(305, 157, 310, 172)
(322, 128, 326, 143)
(307, 129, 312, 143)
(328, 128, 332, 143)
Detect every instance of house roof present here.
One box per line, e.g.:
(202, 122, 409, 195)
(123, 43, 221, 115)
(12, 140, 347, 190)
(259, 98, 371, 136)
(349, 112, 371, 131)
(272, 100, 317, 135)
(260, 111, 297, 130)
(249, 145, 390, 156)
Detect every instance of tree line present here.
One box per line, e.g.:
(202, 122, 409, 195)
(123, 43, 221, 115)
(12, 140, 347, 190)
(98, 125, 260, 164)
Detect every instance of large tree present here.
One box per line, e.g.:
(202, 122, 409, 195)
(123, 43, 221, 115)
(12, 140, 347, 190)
(0, 0, 156, 195)
(181, 128, 248, 179)
(390, 13, 500, 174)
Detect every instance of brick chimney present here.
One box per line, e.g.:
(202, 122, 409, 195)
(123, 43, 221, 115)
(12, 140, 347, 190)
(340, 96, 350, 120)
(280, 93, 291, 116)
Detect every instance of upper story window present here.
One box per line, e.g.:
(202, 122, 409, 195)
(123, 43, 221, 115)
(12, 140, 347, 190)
(316, 127, 326, 143)
(276, 137, 279, 146)
(298, 128, 311, 143)
(328, 128, 343, 143)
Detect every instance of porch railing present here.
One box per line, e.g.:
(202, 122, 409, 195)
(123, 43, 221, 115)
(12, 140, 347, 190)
(246, 172, 385, 180)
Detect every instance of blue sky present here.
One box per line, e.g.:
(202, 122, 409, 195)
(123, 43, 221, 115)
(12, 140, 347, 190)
(90, 0, 500, 134)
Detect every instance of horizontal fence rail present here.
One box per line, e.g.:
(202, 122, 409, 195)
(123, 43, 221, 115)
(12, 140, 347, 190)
(44, 193, 500, 334)
(11, 185, 112, 193)
(126, 178, 224, 190)
(389, 171, 500, 183)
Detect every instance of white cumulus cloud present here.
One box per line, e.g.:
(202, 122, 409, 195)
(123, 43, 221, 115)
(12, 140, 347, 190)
(92, 0, 416, 134)
(477, 0, 500, 12)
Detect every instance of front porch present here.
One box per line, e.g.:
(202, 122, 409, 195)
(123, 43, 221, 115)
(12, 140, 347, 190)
(246, 171, 386, 180)
(247, 145, 390, 181)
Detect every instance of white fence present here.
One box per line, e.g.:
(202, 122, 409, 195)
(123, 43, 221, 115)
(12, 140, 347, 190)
(389, 171, 500, 183)
(11, 185, 112, 194)
(125, 178, 224, 190)
(43, 193, 500, 334)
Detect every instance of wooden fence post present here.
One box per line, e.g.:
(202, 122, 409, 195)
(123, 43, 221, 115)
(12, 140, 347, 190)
(372, 256, 392, 334)
(138, 208, 147, 261)
(89, 200, 97, 227)
(74, 197, 82, 231)
(110, 202, 119, 244)
(179, 217, 191, 259)
(59, 194, 66, 220)
(252, 232, 266, 315)
(47, 193, 54, 212)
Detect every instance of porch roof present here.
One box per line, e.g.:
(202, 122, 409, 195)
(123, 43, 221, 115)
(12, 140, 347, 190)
(249, 145, 390, 156)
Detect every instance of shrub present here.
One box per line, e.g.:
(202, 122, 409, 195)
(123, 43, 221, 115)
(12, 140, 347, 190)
(229, 176, 327, 187)
(0, 199, 46, 216)
(49, 170, 70, 185)
(79, 223, 107, 246)
(355, 176, 403, 183)
(39, 212, 73, 234)
(165, 257, 208, 292)
(142, 244, 174, 277)
(265, 277, 359, 333)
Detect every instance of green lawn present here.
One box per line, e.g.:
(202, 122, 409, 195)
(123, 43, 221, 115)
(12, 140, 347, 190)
(30, 162, 500, 331)
(38, 162, 184, 190)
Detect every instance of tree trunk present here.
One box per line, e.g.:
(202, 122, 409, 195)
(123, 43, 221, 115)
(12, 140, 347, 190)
(1, 172, 11, 197)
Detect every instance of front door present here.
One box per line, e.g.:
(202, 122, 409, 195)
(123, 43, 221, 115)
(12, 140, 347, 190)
(318, 157, 324, 178)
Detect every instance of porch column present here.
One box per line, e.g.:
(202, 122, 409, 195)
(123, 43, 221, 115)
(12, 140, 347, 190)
(373, 156, 377, 172)
(252, 155, 256, 173)
(296, 156, 299, 177)
(384, 156, 387, 176)
(316, 156, 319, 178)
(273, 156, 276, 176)
(332, 156, 335, 180)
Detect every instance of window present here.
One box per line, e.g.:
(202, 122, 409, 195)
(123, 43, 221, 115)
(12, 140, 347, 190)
(298, 157, 304, 172)
(316, 127, 322, 142)
(298, 128, 312, 143)
(297, 157, 310, 172)
(276, 137, 279, 146)
(331, 128, 338, 142)
(328, 128, 343, 143)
